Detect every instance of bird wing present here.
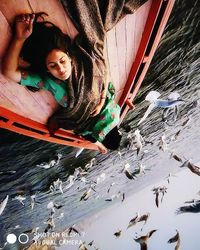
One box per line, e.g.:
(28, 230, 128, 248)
(148, 229, 157, 238)
(138, 103, 155, 125)
(75, 148, 84, 158)
(0, 195, 9, 215)
(155, 192, 159, 208)
(168, 230, 179, 243)
(145, 90, 161, 101)
(168, 92, 180, 100)
(187, 162, 200, 176)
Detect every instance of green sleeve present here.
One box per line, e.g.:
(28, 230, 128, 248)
(20, 70, 46, 89)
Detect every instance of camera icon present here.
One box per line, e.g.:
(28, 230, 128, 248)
(6, 233, 29, 244)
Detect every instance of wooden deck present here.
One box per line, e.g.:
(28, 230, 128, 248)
(0, 0, 151, 123)
(0, 0, 175, 150)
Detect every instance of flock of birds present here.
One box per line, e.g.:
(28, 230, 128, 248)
(0, 90, 200, 250)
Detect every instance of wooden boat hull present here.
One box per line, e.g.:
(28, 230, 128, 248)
(0, 0, 175, 150)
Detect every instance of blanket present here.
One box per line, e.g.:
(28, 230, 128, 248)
(48, 0, 147, 133)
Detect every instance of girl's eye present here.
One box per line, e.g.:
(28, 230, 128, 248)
(60, 60, 66, 64)
(50, 64, 56, 69)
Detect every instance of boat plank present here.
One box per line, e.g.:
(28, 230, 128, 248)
(115, 18, 127, 92)
(106, 27, 120, 91)
(0, 74, 49, 123)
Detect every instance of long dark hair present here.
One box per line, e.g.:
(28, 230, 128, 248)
(20, 12, 72, 75)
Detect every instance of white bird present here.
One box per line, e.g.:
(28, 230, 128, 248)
(138, 91, 184, 125)
(138, 91, 161, 125)
(159, 133, 168, 151)
(0, 195, 9, 215)
(64, 175, 75, 190)
(12, 195, 26, 206)
(75, 148, 84, 158)
(50, 178, 63, 194)
(134, 129, 144, 155)
(96, 173, 106, 184)
(30, 194, 37, 210)
(37, 153, 62, 169)
(84, 158, 96, 170)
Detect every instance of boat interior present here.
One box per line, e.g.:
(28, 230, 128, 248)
(0, 0, 174, 150)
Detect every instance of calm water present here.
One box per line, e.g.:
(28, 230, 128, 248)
(0, 0, 200, 249)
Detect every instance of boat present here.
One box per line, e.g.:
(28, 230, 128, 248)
(0, 0, 175, 151)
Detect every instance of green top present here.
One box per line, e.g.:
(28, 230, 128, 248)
(20, 70, 120, 142)
(20, 71, 68, 107)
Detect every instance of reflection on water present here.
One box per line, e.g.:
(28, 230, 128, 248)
(1, 0, 200, 249)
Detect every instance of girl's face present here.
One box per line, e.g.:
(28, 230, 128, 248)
(46, 49, 72, 80)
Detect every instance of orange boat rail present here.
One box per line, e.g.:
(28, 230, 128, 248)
(0, 106, 99, 150)
(119, 0, 175, 121)
(0, 0, 175, 150)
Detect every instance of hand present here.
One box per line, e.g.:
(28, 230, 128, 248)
(15, 14, 35, 41)
(90, 102, 104, 117)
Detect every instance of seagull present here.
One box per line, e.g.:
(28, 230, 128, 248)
(44, 217, 55, 233)
(127, 213, 150, 229)
(134, 229, 157, 250)
(152, 186, 167, 207)
(170, 152, 183, 163)
(68, 225, 81, 236)
(177, 199, 200, 214)
(168, 230, 180, 250)
(80, 188, 94, 201)
(12, 195, 26, 206)
(47, 201, 63, 214)
(64, 175, 75, 190)
(127, 212, 140, 229)
(122, 163, 137, 180)
(0, 195, 9, 215)
(134, 129, 144, 155)
(138, 91, 161, 125)
(114, 230, 122, 238)
(132, 163, 146, 176)
(37, 153, 62, 169)
(96, 173, 106, 184)
(30, 194, 37, 210)
(79, 241, 88, 250)
(84, 158, 96, 170)
(88, 240, 94, 246)
(187, 161, 200, 176)
(138, 90, 184, 125)
(50, 178, 63, 194)
(159, 133, 168, 151)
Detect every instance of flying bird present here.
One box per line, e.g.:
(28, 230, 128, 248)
(177, 199, 200, 214)
(152, 186, 167, 207)
(168, 230, 180, 250)
(187, 161, 200, 176)
(138, 91, 184, 125)
(127, 212, 150, 229)
(134, 229, 157, 250)
(0, 195, 9, 215)
(68, 225, 81, 236)
(122, 163, 137, 180)
(114, 230, 122, 238)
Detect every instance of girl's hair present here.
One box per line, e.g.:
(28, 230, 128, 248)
(21, 12, 72, 74)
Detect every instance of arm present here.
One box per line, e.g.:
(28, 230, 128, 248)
(2, 14, 34, 82)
